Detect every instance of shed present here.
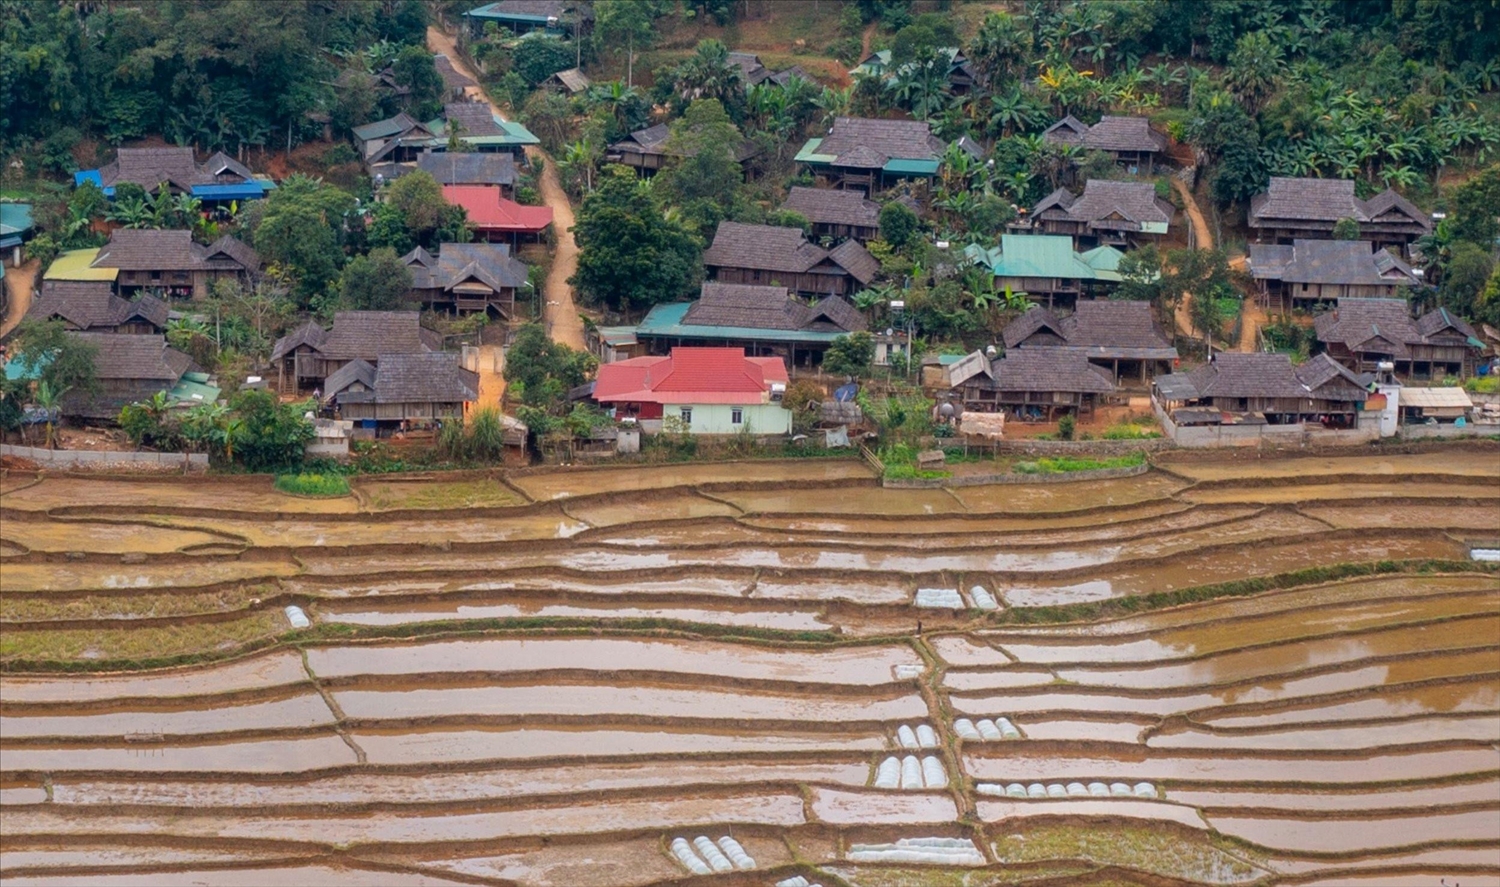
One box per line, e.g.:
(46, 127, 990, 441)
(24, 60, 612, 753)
(1399, 386, 1472, 421)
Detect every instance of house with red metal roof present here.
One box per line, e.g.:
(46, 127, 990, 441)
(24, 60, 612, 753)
(442, 185, 553, 244)
(592, 347, 791, 435)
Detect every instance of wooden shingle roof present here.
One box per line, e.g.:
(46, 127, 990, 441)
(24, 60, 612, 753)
(29, 282, 167, 331)
(69, 332, 193, 381)
(433, 54, 477, 90)
(1186, 352, 1309, 399)
(405, 242, 529, 292)
(416, 152, 517, 186)
(1248, 240, 1416, 287)
(1042, 180, 1174, 227)
(703, 222, 832, 274)
(1079, 116, 1167, 153)
(369, 352, 478, 403)
(816, 117, 946, 165)
(91, 230, 201, 271)
(444, 102, 504, 137)
(781, 186, 880, 229)
(681, 282, 867, 333)
(984, 349, 1116, 393)
(319, 311, 441, 361)
(1002, 301, 1176, 359)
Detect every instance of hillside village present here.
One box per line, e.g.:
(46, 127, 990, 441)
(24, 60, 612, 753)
(2, 0, 1498, 472)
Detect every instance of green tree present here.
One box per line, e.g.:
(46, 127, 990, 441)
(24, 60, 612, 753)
(339, 247, 414, 310)
(654, 99, 745, 235)
(514, 36, 576, 87)
(890, 13, 959, 67)
(674, 40, 743, 111)
(1441, 242, 1496, 318)
(879, 201, 920, 250)
(502, 323, 597, 411)
(248, 175, 357, 301)
(571, 165, 702, 313)
(226, 389, 315, 472)
(9, 319, 99, 398)
(594, 0, 657, 89)
(824, 331, 875, 378)
(391, 45, 445, 117)
(1332, 217, 1361, 241)
(1449, 164, 1500, 248)
(972, 12, 1032, 83)
(1224, 30, 1285, 114)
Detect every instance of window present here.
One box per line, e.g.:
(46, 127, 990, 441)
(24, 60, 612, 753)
(731, 408, 743, 424)
(679, 407, 692, 425)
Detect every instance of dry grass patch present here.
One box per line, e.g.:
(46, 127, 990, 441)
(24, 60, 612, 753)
(0, 585, 272, 623)
(0, 610, 285, 665)
(358, 478, 524, 511)
(992, 824, 1266, 884)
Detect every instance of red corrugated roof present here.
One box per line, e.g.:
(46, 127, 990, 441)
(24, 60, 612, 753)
(594, 347, 787, 405)
(442, 185, 553, 232)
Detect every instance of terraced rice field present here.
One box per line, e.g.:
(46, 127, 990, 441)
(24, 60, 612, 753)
(1, 450, 1497, 886)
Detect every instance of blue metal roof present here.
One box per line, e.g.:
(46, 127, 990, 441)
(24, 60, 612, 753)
(191, 182, 268, 200)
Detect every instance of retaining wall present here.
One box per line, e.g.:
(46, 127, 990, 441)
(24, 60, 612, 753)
(883, 463, 1149, 488)
(0, 443, 207, 468)
(987, 437, 1171, 456)
(1399, 423, 1500, 440)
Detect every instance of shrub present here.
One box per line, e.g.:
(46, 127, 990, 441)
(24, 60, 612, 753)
(1057, 413, 1076, 440)
(274, 473, 350, 497)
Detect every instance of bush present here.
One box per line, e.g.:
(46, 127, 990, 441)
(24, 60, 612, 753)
(1057, 413, 1076, 440)
(274, 473, 351, 497)
(1464, 375, 1499, 393)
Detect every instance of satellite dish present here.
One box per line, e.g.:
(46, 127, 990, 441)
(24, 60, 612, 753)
(985, 345, 997, 358)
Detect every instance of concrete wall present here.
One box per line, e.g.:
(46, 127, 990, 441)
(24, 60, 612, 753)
(666, 403, 791, 435)
(1399, 423, 1500, 440)
(1, 443, 207, 468)
(991, 438, 1171, 457)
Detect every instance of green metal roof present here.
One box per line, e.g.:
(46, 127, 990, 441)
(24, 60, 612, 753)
(882, 158, 940, 176)
(985, 235, 1099, 280)
(426, 117, 540, 147)
(1079, 245, 1126, 282)
(794, 138, 835, 165)
(169, 375, 221, 406)
(634, 302, 850, 344)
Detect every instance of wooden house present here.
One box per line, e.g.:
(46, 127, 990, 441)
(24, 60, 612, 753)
(1249, 240, 1419, 310)
(416, 152, 516, 194)
(780, 186, 881, 243)
(59, 333, 197, 422)
(1314, 298, 1481, 379)
(702, 222, 878, 299)
(269, 310, 442, 393)
(463, 0, 590, 37)
(1002, 300, 1178, 384)
(90, 230, 259, 300)
(1156, 352, 1367, 428)
(1248, 178, 1430, 254)
(622, 282, 868, 369)
(402, 243, 530, 317)
(796, 117, 969, 192)
(945, 348, 1115, 419)
(606, 123, 760, 178)
(76, 147, 270, 203)
(433, 53, 478, 100)
(541, 67, 591, 95)
(966, 235, 1124, 308)
(1043, 115, 1168, 173)
(328, 352, 478, 431)
(1028, 180, 1174, 249)
(27, 281, 168, 334)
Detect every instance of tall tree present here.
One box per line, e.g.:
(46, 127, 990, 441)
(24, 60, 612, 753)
(338, 247, 414, 311)
(571, 166, 702, 313)
(594, 0, 656, 89)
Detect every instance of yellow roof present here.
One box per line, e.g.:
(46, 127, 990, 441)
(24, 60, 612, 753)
(1399, 387, 1472, 409)
(44, 248, 118, 282)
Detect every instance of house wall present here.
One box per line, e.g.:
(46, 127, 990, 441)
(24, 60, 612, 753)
(666, 402, 790, 435)
(710, 266, 854, 297)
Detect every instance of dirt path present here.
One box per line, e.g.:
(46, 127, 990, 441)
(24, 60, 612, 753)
(1, 258, 39, 339)
(860, 22, 876, 59)
(1230, 255, 1267, 353)
(466, 344, 506, 416)
(1169, 178, 1214, 342)
(426, 26, 586, 351)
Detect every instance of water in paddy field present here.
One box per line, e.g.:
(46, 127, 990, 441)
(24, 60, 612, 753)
(2, 451, 1497, 886)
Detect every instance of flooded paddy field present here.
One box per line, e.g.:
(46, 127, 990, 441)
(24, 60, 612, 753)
(2, 449, 1497, 886)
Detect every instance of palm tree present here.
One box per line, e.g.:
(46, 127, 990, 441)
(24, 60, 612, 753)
(675, 39, 742, 106)
(31, 381, 68, 450)
(558, 140, 600, 196)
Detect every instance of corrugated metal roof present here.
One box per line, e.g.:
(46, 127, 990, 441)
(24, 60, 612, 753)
(1399, 387, 1472, 409)
(44, 248, 119, 282)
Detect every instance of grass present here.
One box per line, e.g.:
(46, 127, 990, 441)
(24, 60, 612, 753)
(274, 473, 351, 498)
(0, 586, 269, 623)
(0, 610, 284, 667)
(993, 824, 1265, 884)
(1014, 452, 1148, 474)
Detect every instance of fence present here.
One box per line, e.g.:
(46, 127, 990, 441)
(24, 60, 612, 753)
(1, 443, 207, 468)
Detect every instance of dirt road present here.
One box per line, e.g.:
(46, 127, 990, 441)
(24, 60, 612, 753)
(466, 344, 506, 416)
(426, 26, 586, 351)
(1, 258, 39, 339)
(1170, 178, 1215, 343)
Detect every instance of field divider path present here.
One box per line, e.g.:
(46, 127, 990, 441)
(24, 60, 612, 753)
(495, 474, 533, 504)
(301, 648, 366, 765)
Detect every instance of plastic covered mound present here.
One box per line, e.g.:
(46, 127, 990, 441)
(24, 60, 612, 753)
(847, 837, 986, 865)
(668, 835, 755, 873)
(1470, 548, 1500, 562)
(977, 782, 1159, 800)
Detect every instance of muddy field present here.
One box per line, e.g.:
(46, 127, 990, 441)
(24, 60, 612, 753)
(1, 450, 1497, 886)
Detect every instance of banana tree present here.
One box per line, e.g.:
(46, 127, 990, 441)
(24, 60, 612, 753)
(106, 194, 153, 228)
